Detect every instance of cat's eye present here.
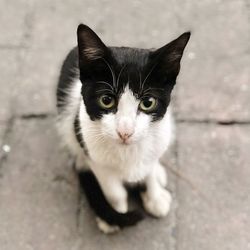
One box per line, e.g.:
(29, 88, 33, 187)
(98, 94, 115, 109)
(139, 97, 157, 112)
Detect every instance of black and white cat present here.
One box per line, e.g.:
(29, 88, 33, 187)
(57, 24, 190, 233)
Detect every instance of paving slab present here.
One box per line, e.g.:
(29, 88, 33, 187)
(0, 0, 250, 249)
(175, 0, 250, 121)
(0, 50, 22, 121)
(0, 118, 79, 250)
(176, 123, 250, 250)
(176, 53, 250, 121)
(0, 123, 6, 145)
(0, 0, 34, 47)
(173, 0, 249, 59)
(0, 121, 12, 165)
(28, 0, 183, 50)
(13, 49, 63, 115)
(77, 206, 176, 250)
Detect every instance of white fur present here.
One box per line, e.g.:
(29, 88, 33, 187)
(57, 80, 174, 228)
(141, 161, 172, 217)
(56, 80, 90, 170)
(96, 217, 120, 234)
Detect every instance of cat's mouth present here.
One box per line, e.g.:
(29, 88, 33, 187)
(116, 137, 134, 145)
(119, 139, 131, 145)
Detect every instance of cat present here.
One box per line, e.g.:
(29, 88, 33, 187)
(56, 24, 190, 233)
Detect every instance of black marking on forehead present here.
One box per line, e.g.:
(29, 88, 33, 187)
(108, 47, 155, 98)
(110, 47, 149, 68)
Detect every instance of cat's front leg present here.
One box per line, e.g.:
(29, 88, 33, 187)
(93, 168, 128, 213)
(141, 162, 172, 217)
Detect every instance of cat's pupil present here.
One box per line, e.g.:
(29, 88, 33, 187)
(143, 98, 153, 108)
(102, 96, 112, 105)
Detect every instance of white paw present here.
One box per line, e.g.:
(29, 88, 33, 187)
(141, 188, 172, 217)
(156, 164, 168, 187)
(110, 198, 128, 214)
(96, 217, 120, 234)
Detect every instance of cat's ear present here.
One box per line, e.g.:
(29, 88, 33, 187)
(151, 32, 191, 81)
(77, 24, 108, 65)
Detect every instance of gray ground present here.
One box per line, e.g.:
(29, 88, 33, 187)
(0, 0, 249, 249)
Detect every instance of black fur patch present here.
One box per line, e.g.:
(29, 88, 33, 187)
(74, 111, 83, 147)
(78, 170, 144, 228)
(56, 47, 79, 112)
(74, 111, 89, 155)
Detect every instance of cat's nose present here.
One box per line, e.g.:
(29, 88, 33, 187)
(117, 130, 134, 142)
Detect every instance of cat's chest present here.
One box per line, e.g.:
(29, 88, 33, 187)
(88, 139, 155, 182)
(111, 145, 153, 182)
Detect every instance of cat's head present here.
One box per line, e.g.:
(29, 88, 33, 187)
(77, 24, 190, 145)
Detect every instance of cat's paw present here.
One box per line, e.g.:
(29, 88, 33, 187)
(96, 217, 120, 234)
(110, 198, 128, 213)
(141, 188, 172, 217)
(156, 164, 167, 188)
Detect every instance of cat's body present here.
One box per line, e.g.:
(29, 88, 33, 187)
(57, 24, 190, 233)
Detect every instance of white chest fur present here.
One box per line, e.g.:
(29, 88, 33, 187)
(79, 100, 174, 183)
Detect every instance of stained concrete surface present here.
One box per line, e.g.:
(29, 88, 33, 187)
(0, 0, 249, 249)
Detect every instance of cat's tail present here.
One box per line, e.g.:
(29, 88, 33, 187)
(78, 171, 144, 229)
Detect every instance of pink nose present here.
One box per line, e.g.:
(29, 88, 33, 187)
(117, 131, 134, 141)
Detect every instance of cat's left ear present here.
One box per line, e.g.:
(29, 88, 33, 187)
(151, 32, 191, 81)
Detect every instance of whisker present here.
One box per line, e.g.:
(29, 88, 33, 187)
(117, 64, 127, 89)
(101, 58, 117, 91)
(138, 70, 143, 96)
(127, 74, 130, 89)
(96, 89, 114, 95)
(141, 62, 158, 92)
(146, 87, 165, 91)
(143, 87, 165, 95)
(96, 81, 114, 91)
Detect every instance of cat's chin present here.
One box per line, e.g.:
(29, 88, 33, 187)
(116, 138, 135, 146)
(119, 141, 132, 146)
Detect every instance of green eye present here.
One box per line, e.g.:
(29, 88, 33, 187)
(98, 95, 115, 109)
(139, 97, 157, 112)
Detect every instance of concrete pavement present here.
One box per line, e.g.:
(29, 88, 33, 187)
(0, 0, 249, 249)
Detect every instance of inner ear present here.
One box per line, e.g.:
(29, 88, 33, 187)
(77, 24, 108, 62)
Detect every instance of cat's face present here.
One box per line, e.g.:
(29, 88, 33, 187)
(77, 24, 190, 145)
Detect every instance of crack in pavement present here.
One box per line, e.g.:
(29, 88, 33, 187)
(176, 118, 250, 125)
(20, 113, 56, 119)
